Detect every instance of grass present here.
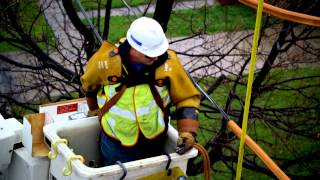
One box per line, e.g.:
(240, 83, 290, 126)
(94, 4, 256, 43)
(188, 66, 320, 179)
(167, 4, 256, 37)
(0, 0, 55, 52)
(1, 2, 255, 52)
(75, 0, 192, 11)
(75, 0, 150, 11)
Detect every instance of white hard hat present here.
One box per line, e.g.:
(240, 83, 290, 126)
(126, 17, 169, 57)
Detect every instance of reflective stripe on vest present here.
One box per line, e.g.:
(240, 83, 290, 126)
(98, 83, 170, 146)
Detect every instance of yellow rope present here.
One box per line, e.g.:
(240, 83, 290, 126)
(235, 0, 264, 179)
(48, 138, 68, 160)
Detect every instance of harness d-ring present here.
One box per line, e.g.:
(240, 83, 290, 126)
(116, 161, 127, 180)
(48, 138, 68, 160)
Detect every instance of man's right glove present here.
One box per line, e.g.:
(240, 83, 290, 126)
(176, 132, 195, 154)
(87, 109, 99, 117)
(85, 94, 99, 117)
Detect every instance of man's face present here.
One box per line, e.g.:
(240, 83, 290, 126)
(129, 48, 158, 65)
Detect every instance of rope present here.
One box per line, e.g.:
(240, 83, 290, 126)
(235, 0, 264, 179)
(193, 143, 211, 180)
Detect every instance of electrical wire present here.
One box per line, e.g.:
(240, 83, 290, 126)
(75, 0, 103, 44)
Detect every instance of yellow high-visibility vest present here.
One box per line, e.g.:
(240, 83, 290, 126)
(98, 83, 170, 147)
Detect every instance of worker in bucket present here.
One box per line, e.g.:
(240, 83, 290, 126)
(81, 16, 200, 166)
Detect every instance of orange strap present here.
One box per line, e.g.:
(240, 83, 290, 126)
(228, 120, 290, 180)
(239, 0, 320, 27)
(193, 143, 211, 180)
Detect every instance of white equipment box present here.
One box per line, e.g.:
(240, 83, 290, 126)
(39, 98, 88, 124)
(0, 117, 23, 174)
(0, 122, 15, 173)
(7, 147, 50, 180)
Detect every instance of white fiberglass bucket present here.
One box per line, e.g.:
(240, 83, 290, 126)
(43, 117, 197, 180)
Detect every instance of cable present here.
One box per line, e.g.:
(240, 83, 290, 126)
(120, 0, 139, 17)
(75, 0, 103, 44)
(187, 73, 230, 120)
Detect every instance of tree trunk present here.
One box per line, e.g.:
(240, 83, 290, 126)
(153, 0, 174, 33)
(62, 0, 95, 57)
(102, 0, 112, 40)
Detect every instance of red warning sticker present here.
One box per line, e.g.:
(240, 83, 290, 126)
(57, 103, 78, 114)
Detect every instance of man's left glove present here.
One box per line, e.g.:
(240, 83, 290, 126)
(176, 132, 195, 154)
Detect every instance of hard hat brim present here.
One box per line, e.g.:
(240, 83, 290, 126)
(127, 31, 169, 58)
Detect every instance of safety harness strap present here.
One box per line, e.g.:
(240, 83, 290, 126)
(98, 84, 127, 120)
(149, 84, 170, 131)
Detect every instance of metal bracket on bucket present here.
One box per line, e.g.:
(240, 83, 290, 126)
(48, 138, 68, 160)
(116, 161, 127, 180)
(164, 153, 172, 176)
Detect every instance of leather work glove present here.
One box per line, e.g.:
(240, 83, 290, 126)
(85, 95, 99, 117)
(87, 109, 99, 117)
(176, 132, 195, 154)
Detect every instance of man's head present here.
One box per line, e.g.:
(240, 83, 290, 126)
(126, 17, 169, 64)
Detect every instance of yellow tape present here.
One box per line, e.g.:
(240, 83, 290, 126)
(236, 0, 264, 179)
(48, 138, 68, 160)
(62, 155, 85, 176)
